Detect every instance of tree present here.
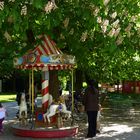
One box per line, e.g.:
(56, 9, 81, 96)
(0, 0, 139, 84)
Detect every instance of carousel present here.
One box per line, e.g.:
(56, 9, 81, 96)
(12, 34, 78, 138)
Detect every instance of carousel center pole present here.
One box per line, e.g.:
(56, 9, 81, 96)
(42, 71, 49, 111)
(29, 71, 32, 117)
(29, 71, 31, 109)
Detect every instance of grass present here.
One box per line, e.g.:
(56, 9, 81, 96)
(0, 93, 16, 103)
(106, 92, 140, 108)
(0, 92, 43, 103)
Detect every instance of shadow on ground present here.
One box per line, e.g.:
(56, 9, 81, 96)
(1, 97, 140, 140)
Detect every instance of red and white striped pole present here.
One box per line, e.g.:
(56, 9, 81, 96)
(42, 71, 49, 111)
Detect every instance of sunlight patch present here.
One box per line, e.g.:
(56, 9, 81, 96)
(101, 124, 133, 136)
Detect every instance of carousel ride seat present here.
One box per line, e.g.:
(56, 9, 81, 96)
(35, 107, 58, 127)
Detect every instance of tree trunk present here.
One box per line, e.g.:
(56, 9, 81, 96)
(75, 69, 83, 94)
(49, 70, 59, 101)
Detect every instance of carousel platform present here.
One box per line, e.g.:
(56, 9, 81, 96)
(11, 124, 78, 138)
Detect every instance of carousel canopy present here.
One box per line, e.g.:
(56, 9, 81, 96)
(14, 34, 76, 71)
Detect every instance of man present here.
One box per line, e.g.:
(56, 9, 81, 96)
(83, 79, 100, 138)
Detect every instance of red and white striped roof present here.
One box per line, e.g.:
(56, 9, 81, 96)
(33, 34, 62, 56)
(14, 34, 75, 71)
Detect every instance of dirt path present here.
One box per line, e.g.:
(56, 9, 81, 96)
(1, 101, 140, 140)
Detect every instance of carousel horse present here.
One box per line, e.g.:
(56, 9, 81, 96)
(43, 96, 71, 123)
(19, 93, 28, 125)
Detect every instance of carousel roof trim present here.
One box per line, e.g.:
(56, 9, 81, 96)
(16, 64, 75, 71)
(14, 34, 76, 71)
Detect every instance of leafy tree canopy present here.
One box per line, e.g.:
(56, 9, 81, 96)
(0, 0, 139, 82)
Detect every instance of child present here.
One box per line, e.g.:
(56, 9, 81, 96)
(96, 104, 102, 133)
(0, 102, 6, 133)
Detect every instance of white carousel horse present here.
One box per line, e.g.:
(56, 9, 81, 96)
(19, 93, 28, 125)
(49, 54, 61, 63)
(43, 95, 71, 123)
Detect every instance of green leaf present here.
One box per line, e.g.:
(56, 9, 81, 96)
(14, 23, 20, 32)
(0, 21, 2, 28)
(0, 10, 5, 22)
(33, 0, 43, 9)
(45, 18, 51, 30)
(4, 6, 10, 17)
(11, 9, 19, 21)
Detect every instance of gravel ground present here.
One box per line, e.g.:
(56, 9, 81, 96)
(1, 101, 140, 140)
